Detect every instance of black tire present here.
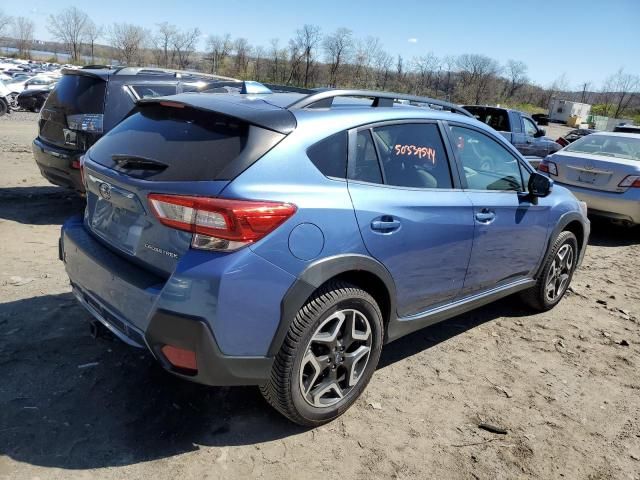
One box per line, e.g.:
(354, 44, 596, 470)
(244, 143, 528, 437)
(260, 281, 384, 426)
(0, 99, 8, 117)
(520, 231, 578, 311)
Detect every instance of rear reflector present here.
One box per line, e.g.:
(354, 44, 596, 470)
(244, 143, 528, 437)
(148, 194, 297, 251)
(161, 345, 197, 372)
(618, 175, 640, 188)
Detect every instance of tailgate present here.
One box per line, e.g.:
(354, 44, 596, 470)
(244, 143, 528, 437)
(84, 163, 229, 277)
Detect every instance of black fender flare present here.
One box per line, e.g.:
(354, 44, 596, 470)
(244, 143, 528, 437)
(535, 211, 589, 278)
(267, 254, 397, 356)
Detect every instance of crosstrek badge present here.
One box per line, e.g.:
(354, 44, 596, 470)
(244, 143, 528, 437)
(144, 243, 178, 259)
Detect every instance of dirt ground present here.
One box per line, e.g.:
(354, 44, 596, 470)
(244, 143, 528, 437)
(0, 114, 639, 480)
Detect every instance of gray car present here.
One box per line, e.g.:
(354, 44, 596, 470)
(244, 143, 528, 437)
(539, 132, 640, 225)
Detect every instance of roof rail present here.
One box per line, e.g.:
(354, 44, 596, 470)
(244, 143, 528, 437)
(113, 66, 237, 82)
(286, 89, 471, 117)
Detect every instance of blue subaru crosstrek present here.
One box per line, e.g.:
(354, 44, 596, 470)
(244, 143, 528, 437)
(60, 84, 590, 426)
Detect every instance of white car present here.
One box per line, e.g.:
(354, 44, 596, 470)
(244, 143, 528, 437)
(5, 75, 57, 94)
(0, 79, 15, 115)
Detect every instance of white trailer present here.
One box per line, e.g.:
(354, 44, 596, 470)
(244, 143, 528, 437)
(549, 99, 591, 124)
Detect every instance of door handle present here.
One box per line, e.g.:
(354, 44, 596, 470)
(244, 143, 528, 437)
(371, 217, 401, 232)
(475, 209, 496, 223)
(526, 139, 533, 144)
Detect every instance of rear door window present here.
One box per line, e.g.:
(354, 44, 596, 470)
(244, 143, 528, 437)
(373, 123, 452, 188)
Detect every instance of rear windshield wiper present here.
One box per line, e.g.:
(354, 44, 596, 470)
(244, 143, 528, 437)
(112, 155, 168, 172)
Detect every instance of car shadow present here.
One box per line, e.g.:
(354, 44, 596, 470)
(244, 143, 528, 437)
(0, 186, 83, 225)
(0, 292, 528, 470)
(587, 217, 639, 247)
(379, 295, 530, 369)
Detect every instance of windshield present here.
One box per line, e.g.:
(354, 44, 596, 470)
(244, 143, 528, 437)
(565, 134, 640, 161)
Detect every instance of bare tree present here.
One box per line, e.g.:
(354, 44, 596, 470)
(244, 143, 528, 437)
(153, 22, 177, 67)
(394, 55, 406, 91)
(294, 24, 321, 87)
(323, 27, 353, 87)
(0, 9, 12, 39)
(253, 45, 265, 81)
(286, 37, 304, 85)
(456, 53, 502, 104)
(205, 33, 232, 74)
(108, 23, 146, 65)
(84, 20, 103, 64)
(352, 36, 381, 88)
(606, 68, 640, 118)
(47, 7, 90, 62)
(412, 52, 439, 95)
(172, 27, 200, 69)
(373, 48, 393, 90)
(503, 59, 528, 100)
(233, 37, 251, 77)
(268, 38, 281, 82)
(12, 17, 35, 58)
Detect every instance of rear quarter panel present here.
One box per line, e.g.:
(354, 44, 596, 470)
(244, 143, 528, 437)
(219, 128, 369, 278)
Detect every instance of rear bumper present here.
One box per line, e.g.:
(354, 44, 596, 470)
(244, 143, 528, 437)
(60, 216, 292, 386)
(555, 180, 640, 224)
(32, 137, 84, 191)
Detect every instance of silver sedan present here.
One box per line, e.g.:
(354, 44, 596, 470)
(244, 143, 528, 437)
(538, 132, 640, 225)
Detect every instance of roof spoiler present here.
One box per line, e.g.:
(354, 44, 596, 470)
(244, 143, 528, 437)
(136, 93, 297, 134)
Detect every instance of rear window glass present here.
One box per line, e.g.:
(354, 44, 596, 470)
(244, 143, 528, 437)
(46, 74, 106, 114)
(565, 135, 640, 161)
(465, 107, 510, 132)
(88, 105, 282, 181)
(130, 84, 178, 99)
(307, 132, 347, 178)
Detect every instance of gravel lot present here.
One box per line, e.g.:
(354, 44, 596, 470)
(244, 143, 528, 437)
(0, 113, 639, 480)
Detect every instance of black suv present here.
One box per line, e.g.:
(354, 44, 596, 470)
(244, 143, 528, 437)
(33, 67, 237, 192)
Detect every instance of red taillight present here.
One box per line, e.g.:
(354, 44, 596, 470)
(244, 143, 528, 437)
(618, 175, 640, 188)
(161, 345, 197, 372)
(538, 160, 557, 176)
(556, 137, 569, 147)
(148, 194, 297, 251)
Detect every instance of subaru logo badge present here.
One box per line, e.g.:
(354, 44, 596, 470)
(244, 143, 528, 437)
(99, 182, 112, 200)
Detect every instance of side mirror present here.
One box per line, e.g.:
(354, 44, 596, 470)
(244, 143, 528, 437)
(534, 128, 546, 138)
(529, 172, 553, 197)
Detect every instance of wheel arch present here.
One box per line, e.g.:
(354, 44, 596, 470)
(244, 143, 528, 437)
(535, 211, 588, 279)
(268, 254, 397, 356)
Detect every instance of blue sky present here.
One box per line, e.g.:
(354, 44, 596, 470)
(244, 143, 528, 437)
(4, 0, 639, 88)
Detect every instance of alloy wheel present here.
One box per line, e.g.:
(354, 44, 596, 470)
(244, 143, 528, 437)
(299, 309, 372, 408)
(545, 243, 574, 302)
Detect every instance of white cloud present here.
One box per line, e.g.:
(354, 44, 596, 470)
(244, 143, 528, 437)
(408, 38, 418, 43)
